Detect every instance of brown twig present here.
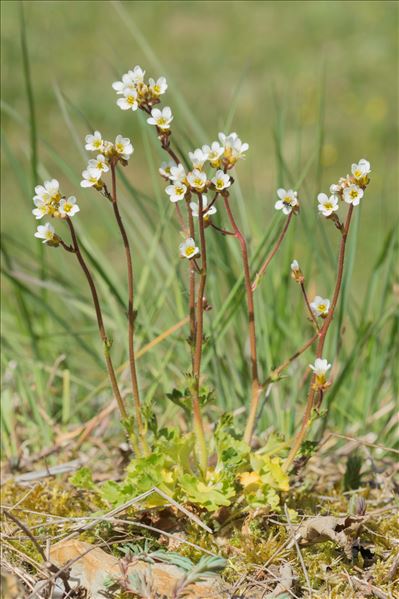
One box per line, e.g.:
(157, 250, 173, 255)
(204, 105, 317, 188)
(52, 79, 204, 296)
(300, 282, 320, 332)
(64, 217, 128, 425)
(192, 193, 209, 472)
(284, 206, 354, 470)
(222, 195, 261, 445)
(110, 163, 147, 454)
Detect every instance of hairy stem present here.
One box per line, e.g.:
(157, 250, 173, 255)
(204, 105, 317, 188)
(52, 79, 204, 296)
(186, 198, 197, 368)
(252, 212, 293, 292)
(284, 206, 354, 470)
(223, 195, 261, 445)
(110, 163, 148, 454)
(65, 218, 130, 427)
(192, 193, 209, 473)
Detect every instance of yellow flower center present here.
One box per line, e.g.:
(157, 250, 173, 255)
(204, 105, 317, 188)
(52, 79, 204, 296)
(194, 179, 203, 187)
(94, 140, 102, 148)
(176, 186, 184, 195)
(185, 246, 195, 257)
(127, 96, 135, 105)
(325, 203, 332, 210)
(354, 169, 362, 178)
(318, 304, 326, 312)
(64, 204, 72, 212)
(116, 144, 124, 153)
(158, 117, 167, 126)
(284, 196, 292, 205)
(350, 189, 358, 199)
(153, 85, 160, 93)
(216, 179, 223, 188)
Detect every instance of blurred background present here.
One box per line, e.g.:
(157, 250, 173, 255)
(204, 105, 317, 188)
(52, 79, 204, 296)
(1, 1, 398, 456)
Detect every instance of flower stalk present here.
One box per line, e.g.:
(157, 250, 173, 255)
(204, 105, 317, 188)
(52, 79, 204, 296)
(109, 162, 148, 454)
(284, 205, 354, 470)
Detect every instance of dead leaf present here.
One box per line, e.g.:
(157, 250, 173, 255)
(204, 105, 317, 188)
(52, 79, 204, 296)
(290, 515, 364, 559)
(50, 539, 230, 598)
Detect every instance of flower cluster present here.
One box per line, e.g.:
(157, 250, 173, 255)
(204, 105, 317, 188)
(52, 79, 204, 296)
(113, 65, 168, 113)
(317, 158, 371, 218)
(81, 131, 134, 189)
(32, 178, 80, 244)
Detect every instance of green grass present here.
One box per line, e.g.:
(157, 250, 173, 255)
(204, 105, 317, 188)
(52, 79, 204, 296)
(1, 1, 398, 459)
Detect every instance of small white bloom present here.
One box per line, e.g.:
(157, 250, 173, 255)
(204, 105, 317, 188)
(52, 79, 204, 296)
(112, 72, 136, 94)
(179, 237, 200, 259)
(202, 141, 223, 164)
(102, 141, 114, 157)
(116, 89, 138, 111)
(275, 188, 298, 215)
(130, 65, 145, 84)
(291, 260, 300, 272)
(218, 132, 239, 148)
(218, 132, 249, 161)
(212, 170, 231, 191)
(88, 154, 109, 173)
(59, 196, 80, 217)
(189, 148, 208, 169)
(85, 131, 104, 152)
(147, 106, 173, 130)
(165, 182, 187, 203)
(309, 358, 331, 385)
(148, 76, 168, 96)
(190, 195, 217, 219)
(187, 169, 207, 191)
(33, 179, 60, 204)
(114, 135, 134, 160)
(329, 183, 341, 196)
(351, 158, 371, 180)
(32, 198, 51, 219)
(34, 222, 56, 244)
(159, 160, 176, 179)
(343, 184, 364, 206)
(80, 167, 101, 188)
(169, 164, 186, 183)
(310, 295, 330, 318)
(317, 193, 339, 217)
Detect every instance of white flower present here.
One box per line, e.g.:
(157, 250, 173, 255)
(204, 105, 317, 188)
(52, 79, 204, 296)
(190, 195, 217, 219)
(179, 237, 200, 259)
(275, 188, 298, 214)
(116, 89, 138, 111)
(130, 65, 145, 84)
(33, 179, 60, 204)
(343, 184, 364, 206)
(34, 222, 56, 244)
(291, 260, 300, 273)
(88, 154, 109, 173)
(187, 169, 207, 191)
(309, 358, 331, 385)
(202, 141, 223, 164)
(32, 198, 51, 219)
(112, 72, 136, 94)
(329, 183, 341, 196)
(310, 296, 330, 318)
(149, 76, 168, 96)
(212, 170, 231, 191)
(159, 160, 176, 179)
(85, 131, 104, 152)
(219, 132, 239, 148)
(351, 158, 371, 180)
(59, 196, 80, 217)
(102, 141, 114, 157)
(80, 167, 101, 188)
(165, 182, 187, 203)
(218, 132, 249, 160)
(114, 135, 134, 160)
(112, 66, 145, 93)
(189, 148, 208, 169)
(169, 164, 186, 183)
(147, 106, 173, 130)
(317, 193, 339, 217)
